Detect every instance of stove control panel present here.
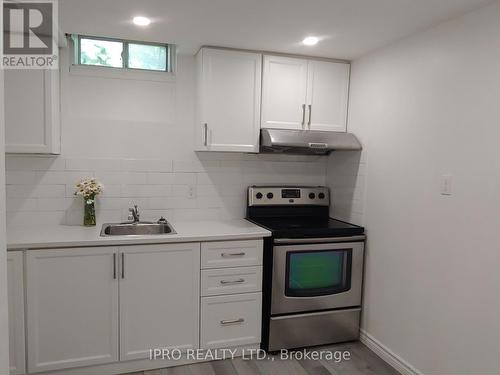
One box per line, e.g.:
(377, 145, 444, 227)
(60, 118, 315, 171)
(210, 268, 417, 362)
(248, 186, 329, 206)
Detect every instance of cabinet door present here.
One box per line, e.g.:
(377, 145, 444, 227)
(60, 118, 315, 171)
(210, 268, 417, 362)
(7, 252, 25, 375)
(26, 248, 119, 373)
(4, 69, 60, 154)
(261, 55, 308, 130)
(196, 48, 262, 152)
(306, 60, 350, 132)
(119, 243, 200, 360)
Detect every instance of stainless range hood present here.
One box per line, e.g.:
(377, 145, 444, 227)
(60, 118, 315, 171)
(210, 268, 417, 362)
(260, 129, 362, 155)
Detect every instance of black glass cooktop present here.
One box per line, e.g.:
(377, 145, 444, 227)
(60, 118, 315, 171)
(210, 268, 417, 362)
(247, 217, 364, 238)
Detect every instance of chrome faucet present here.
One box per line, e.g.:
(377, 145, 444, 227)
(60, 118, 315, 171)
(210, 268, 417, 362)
(128, 205, 140, 223)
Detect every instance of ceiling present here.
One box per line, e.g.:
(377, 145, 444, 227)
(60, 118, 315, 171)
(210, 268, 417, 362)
(60, 0, 494, 60)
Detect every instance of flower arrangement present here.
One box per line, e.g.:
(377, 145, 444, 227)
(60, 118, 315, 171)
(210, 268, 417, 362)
(74, 177, 103, 226)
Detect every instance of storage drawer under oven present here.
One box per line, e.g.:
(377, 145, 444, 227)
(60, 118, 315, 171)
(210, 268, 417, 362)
(268, 308, 361, 351)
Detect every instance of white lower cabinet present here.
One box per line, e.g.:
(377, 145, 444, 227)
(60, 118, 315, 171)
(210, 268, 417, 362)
(26, 247, 119, 373)
(17, 238, 262, 373)
(201, 293, 262, 349)
(119, 243, 200, 360)
(200, 239, 263, 350)
(7, 252, 26, 375)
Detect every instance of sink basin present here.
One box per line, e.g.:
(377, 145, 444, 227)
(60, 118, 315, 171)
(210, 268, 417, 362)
(100, 222, 176, 236)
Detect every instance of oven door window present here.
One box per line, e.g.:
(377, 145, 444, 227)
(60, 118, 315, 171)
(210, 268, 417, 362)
(285, 249, 352, 297)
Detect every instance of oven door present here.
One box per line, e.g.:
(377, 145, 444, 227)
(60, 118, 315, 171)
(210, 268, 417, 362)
(271, 240, 364, 315)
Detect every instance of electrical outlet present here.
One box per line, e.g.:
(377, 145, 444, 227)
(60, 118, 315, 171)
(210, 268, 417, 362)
(188, 185, 196, 199)
(441, 175, 453, 195)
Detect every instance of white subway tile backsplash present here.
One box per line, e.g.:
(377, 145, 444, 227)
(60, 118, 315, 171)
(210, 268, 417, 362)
(7, 198, 38, 212)
(6, 171, 39, 185)
(122, 185, 171, 197)
(121, 172, 148, 185)
(121, 159, 173, 172)
(172, 173, 197, 185)
(6, 156, 328, 226)
(147, 173, 174, 185)
(6, 156, 65, 171)
(66, 158, 122, 171)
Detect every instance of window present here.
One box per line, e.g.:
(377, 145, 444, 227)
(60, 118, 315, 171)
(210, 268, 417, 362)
(72, 35, 172, 72)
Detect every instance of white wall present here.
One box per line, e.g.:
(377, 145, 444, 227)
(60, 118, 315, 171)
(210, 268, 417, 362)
(327, 2, 500, 374)
(6, 51, 327, 225)
(0, 0, 11, 368)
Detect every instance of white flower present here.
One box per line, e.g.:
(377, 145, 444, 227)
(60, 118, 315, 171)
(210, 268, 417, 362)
(75, 177, 104, 199)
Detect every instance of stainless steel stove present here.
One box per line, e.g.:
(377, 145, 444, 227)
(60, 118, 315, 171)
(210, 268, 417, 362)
(246, 186, 366, 352)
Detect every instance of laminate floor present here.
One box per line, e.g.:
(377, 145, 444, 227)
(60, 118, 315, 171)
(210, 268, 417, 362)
(123, 342, 400, 375)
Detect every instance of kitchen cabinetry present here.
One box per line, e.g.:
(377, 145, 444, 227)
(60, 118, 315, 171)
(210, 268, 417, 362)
(25, 243, 200, 371)
(7, 252, 25, 375)
(200, 239, 263, 349)
(195, 47, 262, 152)
(26, 247, 119, 373)
(15, 237, 263, 373)
(4, 69, 60, 154)
(261, 55, 350, 132)
(119, 243, 200, 360)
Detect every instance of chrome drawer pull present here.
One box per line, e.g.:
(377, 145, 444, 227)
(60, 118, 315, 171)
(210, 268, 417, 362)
(220, 278, 245, 285)
(220, 318, 245, 325)
(221, 252, 245, 257)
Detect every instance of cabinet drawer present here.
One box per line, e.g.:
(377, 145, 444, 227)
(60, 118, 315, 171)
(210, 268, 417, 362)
(201, 266, 262, 296)
(201, 293, 262, 349)
(201, 240, 263, 269)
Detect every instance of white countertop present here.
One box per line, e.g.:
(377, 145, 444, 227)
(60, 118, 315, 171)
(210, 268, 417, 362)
(7, 219, 271, 250)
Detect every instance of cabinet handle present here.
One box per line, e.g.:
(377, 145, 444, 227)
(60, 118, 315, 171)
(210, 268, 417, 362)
(308, 104, 312, 127)
(221, 252, 246, 257)
(301, 104, 306, 127)
(113, 254, 116, 279)
(121, 253, 125, 279)
(220, 278, 245, 284)
(204, 123, 208, 146)
(220, 318, 245, 325)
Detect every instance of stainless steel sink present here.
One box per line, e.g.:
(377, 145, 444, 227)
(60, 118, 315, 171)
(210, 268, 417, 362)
(100, 222, 176, 236)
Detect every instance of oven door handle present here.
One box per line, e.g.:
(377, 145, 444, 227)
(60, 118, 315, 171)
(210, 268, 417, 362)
(273, 235, 365, 245)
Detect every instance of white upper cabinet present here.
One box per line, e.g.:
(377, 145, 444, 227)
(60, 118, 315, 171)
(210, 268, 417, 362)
(306, 60, 350, 132)
(261, 55, 350, 132)
(119, 243, 200, 361)
(261, 55, 308, 130)
(196, 48, 262, 153)
(4, 69, 61, 154)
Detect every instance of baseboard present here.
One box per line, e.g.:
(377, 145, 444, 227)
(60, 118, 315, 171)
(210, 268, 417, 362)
(359, 329, 424, 375)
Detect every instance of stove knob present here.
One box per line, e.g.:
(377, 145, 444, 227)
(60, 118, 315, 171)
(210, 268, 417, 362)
(309, 193, 316, 199)
(318, 192, 326, 199)
(255, 192, 263, 199)
(266, 192, 274, 199)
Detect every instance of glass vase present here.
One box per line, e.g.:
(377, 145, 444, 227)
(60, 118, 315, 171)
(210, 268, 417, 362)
(84, 198, 96, 226)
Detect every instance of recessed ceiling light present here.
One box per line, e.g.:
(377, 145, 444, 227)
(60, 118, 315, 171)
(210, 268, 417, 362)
(302, 36, 319, 46)
(133, 16, 151, 26)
